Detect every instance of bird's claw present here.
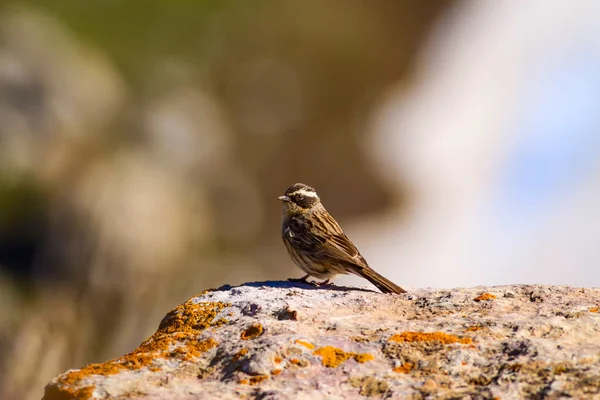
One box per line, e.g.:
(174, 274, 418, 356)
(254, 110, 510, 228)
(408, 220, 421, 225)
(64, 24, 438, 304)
(287, 276, 335, 288)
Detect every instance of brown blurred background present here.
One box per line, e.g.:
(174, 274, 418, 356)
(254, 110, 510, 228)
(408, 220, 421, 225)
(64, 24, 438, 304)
(0, 2, 451, 398)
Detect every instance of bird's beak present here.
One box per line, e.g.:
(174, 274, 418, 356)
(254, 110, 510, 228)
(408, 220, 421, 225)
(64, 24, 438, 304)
(278, 195, 290, 202)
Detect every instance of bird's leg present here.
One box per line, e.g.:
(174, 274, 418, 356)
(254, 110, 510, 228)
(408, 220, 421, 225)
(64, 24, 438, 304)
(287, 274, 311, 284)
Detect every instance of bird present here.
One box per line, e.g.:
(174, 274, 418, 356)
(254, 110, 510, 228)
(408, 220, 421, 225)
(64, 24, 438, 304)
(278, 183, 406, 294)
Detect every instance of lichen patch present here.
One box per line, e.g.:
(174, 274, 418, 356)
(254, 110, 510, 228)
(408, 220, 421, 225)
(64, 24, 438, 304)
(313, 346, 374, 368)
(474, 293, 497, 302)
(289, 358, 309, 367)
(232, 348, 248, 362)
(241, 323, 264, 340)
(464, 325, 485, 332)
(248, 375, 269, 385)
(389, 331, 472, 345)
(48, 300, 227, 398)
(43, 384, 95, 400)
(393, 362, 414, 374)
(294, 339, 315, 350)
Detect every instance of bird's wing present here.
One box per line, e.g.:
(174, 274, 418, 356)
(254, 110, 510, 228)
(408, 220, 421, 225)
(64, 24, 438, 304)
(324, 232, 369, 268)
(306, 213, 370, 269)
(286, 212, 369, 269)
(286, 217, 327, 250)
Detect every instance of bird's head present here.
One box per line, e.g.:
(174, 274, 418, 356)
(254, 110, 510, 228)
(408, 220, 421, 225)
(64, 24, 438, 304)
(278, 183, 321, 215)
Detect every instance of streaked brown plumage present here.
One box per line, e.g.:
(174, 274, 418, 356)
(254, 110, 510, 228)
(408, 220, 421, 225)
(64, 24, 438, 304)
(279, 183, 406, 294)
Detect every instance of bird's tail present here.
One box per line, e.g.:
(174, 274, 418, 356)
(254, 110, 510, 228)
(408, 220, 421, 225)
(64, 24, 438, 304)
(352, 266, 406, 294)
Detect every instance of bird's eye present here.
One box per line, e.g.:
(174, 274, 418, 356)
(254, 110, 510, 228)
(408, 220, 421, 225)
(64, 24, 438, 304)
(296, 194, 305, 201)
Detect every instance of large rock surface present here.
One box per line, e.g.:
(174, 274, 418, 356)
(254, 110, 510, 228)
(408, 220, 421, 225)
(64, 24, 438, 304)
(44, 282, 600, 399)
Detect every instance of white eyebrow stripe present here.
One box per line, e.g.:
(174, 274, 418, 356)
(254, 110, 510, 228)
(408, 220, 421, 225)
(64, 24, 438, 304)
(290, 188, 318, 198)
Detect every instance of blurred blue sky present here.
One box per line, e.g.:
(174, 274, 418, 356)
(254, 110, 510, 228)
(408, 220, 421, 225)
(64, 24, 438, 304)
(499, 47, 600, 218)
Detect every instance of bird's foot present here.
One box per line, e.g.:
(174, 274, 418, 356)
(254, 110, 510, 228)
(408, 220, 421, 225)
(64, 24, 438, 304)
(287, 276, 335, 287)
(315, 279, 335, 287)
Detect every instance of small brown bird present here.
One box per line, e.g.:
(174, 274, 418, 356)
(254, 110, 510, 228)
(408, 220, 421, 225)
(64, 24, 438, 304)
(279, 183, 406, 294)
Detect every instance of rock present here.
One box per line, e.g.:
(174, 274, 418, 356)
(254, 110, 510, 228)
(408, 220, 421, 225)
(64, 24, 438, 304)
(43, 282, 600, 399)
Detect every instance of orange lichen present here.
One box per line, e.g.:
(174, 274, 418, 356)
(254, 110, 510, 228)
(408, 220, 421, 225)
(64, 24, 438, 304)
(589, 307, 599, 313)
(158, 299, 229, 334)
(389, 331, 472, 345)
(238, 379, 249, 385)
(289, 357, 309, 367)
(464, 326, 485, 332)
(474, 293, 496, 302)
(273, 355, 282, 364)
(50, 300, 227, 395)
(313, 346, 374, 368)
(168, 337, 219, 360)
(393, 362, 414, 374)
(232, 348, 248, 362)
(241, 323, 264, 340)
(248, 375, 269, 385)
(271, 369, 283, 375)
(295, 340, 315, 350)
(43, 384, 95, 400)
(354, 353, 375, 363)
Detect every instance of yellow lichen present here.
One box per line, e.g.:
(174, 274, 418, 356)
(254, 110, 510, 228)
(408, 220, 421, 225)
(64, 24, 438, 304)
(389, 331, 472, 345)
(47, 299, 228, 397)
(271, 369, 283, 375)
(474, 293, 496, 302)
(393, 362, 414, 374)
(313, 346, 374, 368)
(294, 340, 315, 350)
(241, 323, 263, 340)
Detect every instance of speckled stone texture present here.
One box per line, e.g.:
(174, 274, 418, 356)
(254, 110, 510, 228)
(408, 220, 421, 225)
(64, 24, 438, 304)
(44, 282, 600, 399)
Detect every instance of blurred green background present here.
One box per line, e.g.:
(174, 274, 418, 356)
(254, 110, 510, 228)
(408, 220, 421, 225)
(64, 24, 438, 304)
(0, 2, 449, 398)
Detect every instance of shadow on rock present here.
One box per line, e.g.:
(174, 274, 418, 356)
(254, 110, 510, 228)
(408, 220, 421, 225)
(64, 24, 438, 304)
(217, 280, 378, 293)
